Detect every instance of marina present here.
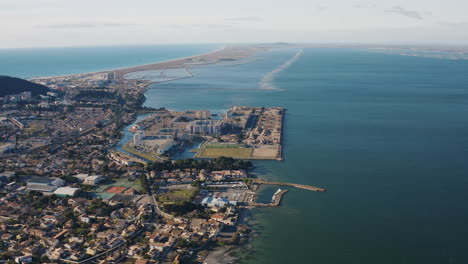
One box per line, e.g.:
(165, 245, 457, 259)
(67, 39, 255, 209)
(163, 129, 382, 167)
(248, 189, 289, 207)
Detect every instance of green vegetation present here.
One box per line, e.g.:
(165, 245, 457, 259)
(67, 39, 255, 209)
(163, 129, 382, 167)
(0, 75, 50, 97)
(26, 191, 58, 210)
(147, 157, 253, 172)
(86, 199, 123, 216)
(205, 143, 244, 148)
(158, 189, 196, 203)
(73, 90, 115, 100)
(162, 201, 203, 216)
(122, 143, 159, 162)
(139, 175, 149, 193)
(195, 147, 253, 159)
(177, 239, 203, 248)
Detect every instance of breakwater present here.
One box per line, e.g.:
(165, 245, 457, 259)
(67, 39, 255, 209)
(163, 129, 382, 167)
(255, 179, 326, 192)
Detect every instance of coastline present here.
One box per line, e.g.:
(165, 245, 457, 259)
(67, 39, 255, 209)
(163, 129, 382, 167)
(26, 43, 297, 263)
(28, 45, 223, 80)
(31, 44, 267, 81)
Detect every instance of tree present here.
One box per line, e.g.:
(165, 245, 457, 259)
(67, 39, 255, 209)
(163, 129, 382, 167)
(40, 256, 50, 262)
(139, 175, 150, 193)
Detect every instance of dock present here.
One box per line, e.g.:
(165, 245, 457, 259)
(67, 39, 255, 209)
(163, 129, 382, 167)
(255, 179, 326, 192)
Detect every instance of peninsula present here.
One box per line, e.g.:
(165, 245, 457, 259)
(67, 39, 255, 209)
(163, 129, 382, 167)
(124, 106, 285, 162)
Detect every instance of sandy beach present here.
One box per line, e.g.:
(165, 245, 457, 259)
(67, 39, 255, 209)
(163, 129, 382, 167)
(31, 45, 271, 82)
(112, 45, 269, 78)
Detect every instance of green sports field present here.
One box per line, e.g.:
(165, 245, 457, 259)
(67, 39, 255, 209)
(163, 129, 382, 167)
(195, 147, 253, 159)
(205, 143, 244, 148)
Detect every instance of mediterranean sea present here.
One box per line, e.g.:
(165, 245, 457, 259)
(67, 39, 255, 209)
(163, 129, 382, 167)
(3, 45, 468, 263)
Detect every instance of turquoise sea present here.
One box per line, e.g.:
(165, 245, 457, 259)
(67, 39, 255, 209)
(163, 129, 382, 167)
(0, 44, 218, 78)
(3, 45, 468, 263)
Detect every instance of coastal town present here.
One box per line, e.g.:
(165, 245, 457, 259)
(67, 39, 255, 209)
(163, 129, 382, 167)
(124, 106, 285, 162)
(0, 157, 266, 263)
(0, 45, 325, 263)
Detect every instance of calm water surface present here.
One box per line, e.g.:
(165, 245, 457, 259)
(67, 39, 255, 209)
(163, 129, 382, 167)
(144, 48, 468, 264)
(0, 44, 218, 78)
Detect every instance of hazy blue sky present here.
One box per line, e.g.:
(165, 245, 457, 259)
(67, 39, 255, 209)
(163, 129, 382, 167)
(1, 0, 468, 48)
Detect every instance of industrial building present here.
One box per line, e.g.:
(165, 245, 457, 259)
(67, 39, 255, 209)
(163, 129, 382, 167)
(26, 177, 65, 193)
(201, 197, 237, 207)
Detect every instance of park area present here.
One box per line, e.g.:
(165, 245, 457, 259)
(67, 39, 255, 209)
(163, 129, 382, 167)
(194, 142, 279, 159)
(158, 189, 197, 203)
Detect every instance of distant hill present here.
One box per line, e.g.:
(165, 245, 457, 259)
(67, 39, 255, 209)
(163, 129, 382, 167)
(0, 75, 50, 97)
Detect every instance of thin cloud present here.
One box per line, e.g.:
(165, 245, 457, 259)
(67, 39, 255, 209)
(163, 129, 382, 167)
(225, 16, 263, 22)
(385, 6, 423, 20)
(316, 4, 326, 11)
(437, 21, 468, 29)
(38, 23, 134, 29)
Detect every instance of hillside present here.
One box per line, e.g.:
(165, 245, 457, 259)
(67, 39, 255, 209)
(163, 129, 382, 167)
(0, 75, 50, 97)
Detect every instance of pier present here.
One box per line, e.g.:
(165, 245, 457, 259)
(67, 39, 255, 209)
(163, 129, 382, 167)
(255, 179, 326, 192)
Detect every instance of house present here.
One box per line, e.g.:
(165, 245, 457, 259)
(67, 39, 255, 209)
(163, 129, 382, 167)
(108, 238, 124, 248)
(190, 218, 207, 232)
(1, 233, 13, 240)
(83, 175, 104, 185)
(96, 231, 115, 240)
(15, 255, 32, 264)
(0, 171, 15, 181)
(211, 213, 226, 222)
(86, 247, 98, 256)
(79, 215, 92, 224)
(48, 248, 64, 260)
(149, 233, 158, 243)
(73, 173, 89, 182)
(127, 245, 142, 256)
(150, 242, 166, 252)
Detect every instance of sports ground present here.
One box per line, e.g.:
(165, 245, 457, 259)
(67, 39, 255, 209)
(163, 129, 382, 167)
(89, 179, 143, 199)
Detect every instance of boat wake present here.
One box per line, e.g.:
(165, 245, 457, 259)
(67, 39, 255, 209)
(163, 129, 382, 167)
(259, 49, 303, 91)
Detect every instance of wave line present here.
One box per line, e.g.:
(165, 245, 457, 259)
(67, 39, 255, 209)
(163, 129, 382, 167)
(259, 49, 303, 91)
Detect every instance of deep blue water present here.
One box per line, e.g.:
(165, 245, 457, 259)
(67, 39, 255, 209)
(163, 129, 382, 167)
(143, 48, 468, 264)
(3, 45, 468, 263)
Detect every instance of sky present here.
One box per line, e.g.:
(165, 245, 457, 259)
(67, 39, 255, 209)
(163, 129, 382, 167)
(1, 0, 468, 48)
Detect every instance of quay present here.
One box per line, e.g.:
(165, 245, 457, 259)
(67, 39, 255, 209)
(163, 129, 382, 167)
(248, 189, 289, 207)
(255, 179, 326, 192)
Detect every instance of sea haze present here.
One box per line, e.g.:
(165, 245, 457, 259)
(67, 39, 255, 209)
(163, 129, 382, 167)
(0, 44, 218, 79)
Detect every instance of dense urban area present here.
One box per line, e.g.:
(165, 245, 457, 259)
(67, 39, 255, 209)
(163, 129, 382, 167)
(0, 52, 292, 264)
